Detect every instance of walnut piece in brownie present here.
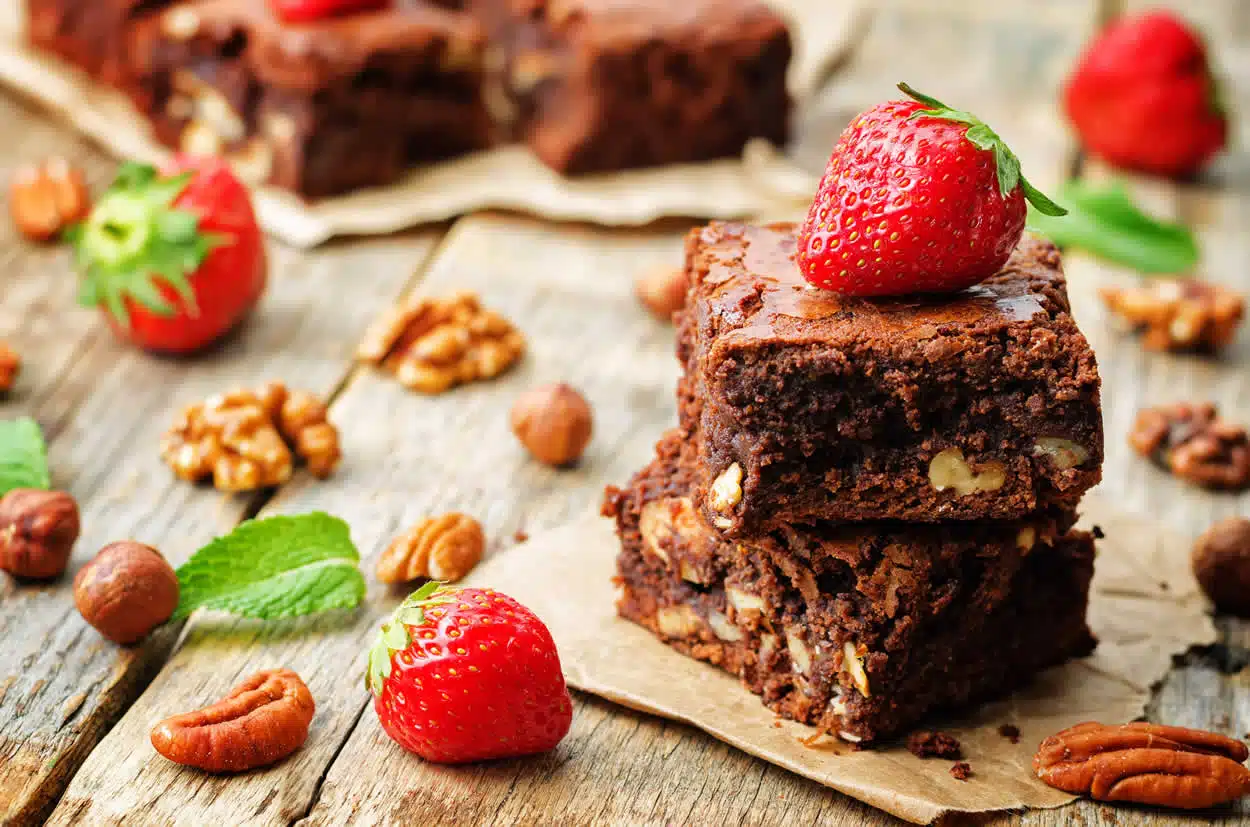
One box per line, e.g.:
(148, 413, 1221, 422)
(1100, 279, 1244, 352)
(476, 0, 792, 174)
(1129, 402, 1250, 490)
(906, 730, 963, 759)
(679, 222, 1104, 533)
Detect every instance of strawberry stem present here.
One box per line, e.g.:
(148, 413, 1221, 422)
(897, 82, 1067, 217)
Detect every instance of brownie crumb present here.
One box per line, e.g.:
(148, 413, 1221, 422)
(1092, 525, 1105, 540)
(950, 761, 973, 781)
(906, 730, 962, 759)
(997, 723, 1021, 744)
(513, 529, 529, 543)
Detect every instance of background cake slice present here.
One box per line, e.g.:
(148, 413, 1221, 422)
(605, 430, 1097, 743)
(679, 221, 1104, 535)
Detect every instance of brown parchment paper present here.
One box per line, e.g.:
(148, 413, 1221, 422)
(461, 493, 1216, 825)
(0, 1, 852, 248)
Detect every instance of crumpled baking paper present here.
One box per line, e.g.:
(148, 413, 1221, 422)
(461, 493, 1216, 825)
(0, 0, 856, 247)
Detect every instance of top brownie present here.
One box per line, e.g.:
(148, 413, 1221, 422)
(679, 221, 1103, 534)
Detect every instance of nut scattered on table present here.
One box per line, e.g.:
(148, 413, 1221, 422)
(357, 291, 525, 394)
(1034, 721, 1250, 809)
(376, 513, 484, 584)
(0, 489, 81, 580)
(509, 382, 593, 467)
(635, 265, 688, 322)
(74, 541, 179, 645)
(8, 157, 91, 242)
(151, 668, 315, 773)
(1129, 402, 1250, 490)
(1101, 279, 1244, 352)
(1192, 517, 1250, 617)
(0, 342, 19, 393)
(161, 381, 341, 492)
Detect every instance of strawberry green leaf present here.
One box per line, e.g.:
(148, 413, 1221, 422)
(69, 164, 219, 325)
(365, 581, 456, 696)
(898, 82, 1067, 217)
(173, 512, 366, 621)
(0, 417, 51, 495)
(1026, 179, 1199, 275)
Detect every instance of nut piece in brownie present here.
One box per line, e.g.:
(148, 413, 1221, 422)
(679, 222, 1104, 534)
(605, 430, 1097, 743)
(125, 1, 494, 197)
(475, 0, 792, 174)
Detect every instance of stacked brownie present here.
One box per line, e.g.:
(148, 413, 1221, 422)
(25, 0, 792, 196)
(605, 221, 1105, 743)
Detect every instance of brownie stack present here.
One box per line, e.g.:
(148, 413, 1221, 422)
(605, 221, 1105, 744)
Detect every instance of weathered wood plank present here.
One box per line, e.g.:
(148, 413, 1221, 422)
(46, 214, 695, 825)
(0, 93, 445, 823)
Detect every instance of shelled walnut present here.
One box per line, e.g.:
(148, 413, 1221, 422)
(1101, 279, 1244, 352)
(1129, 402, 1250, 490)
(357, 292, 524, 394)
(0, 342, 19, 392)
(161, 381, 340, 492)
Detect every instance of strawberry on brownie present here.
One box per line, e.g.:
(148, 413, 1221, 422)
(608, 83, 1103, 743)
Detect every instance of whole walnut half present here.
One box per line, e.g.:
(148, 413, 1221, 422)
(0, 489, 81, 579)
(510, 383, 593, 467)
(74, 541, 179, 645)
(1192, 517, 1250, 617)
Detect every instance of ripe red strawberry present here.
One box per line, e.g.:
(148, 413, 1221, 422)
(70, 156, 266, 354)
(1064, 11, 1227, 178)
(269, 0, 389, 23)
(797, 83, 1065, 297)
(366, 582, 573, 764)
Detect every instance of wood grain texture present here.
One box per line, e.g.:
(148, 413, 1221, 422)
(46, 214, 696, 825)
(0, 92, 443, 824)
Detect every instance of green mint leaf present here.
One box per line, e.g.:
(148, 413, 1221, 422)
(1026, 179, 1199, 275)
(173, 512, 366, 621)
(0, 418, 51, 495)
(898, 82, 1065, 215)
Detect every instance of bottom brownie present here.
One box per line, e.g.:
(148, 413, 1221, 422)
(605, 431, 1097, 744)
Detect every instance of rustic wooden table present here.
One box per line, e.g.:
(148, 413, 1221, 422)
(1, 0, 1248, 824)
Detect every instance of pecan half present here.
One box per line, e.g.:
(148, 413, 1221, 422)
(150, 668, 315, 773)
(376, 513, 485, 584)
(1034, 722, 1250, 809)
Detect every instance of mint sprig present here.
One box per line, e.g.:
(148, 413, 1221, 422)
(899, 82, 1067, 217)
(0, 417, 51, 495)
(1026, 179, 1199, 275)
(173, 512, 366, 621)
(67, 162, 222, 327)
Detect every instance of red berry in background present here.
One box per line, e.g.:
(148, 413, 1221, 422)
(1064, 11, 1227, 179)
(269, 0, 389, 23)
(69, 156, 266, 354)
(797, 83, 1066, 297)
(366, 583, 574, 764)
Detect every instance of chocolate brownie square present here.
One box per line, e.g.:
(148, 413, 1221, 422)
(475, 0, 793, 174)
(604, 430, 1097, 743)
(123, 0, 495, 197)
(679, 221, 1104, 535)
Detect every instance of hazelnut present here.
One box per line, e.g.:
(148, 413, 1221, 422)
(0, 489, 81, 579)
(635, 266, 688, 322)
(1192, 517, 1250, 617)
(74, 541, 179, 645)
(509, 383, 593, 467)
(9, 158, 90, 242)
